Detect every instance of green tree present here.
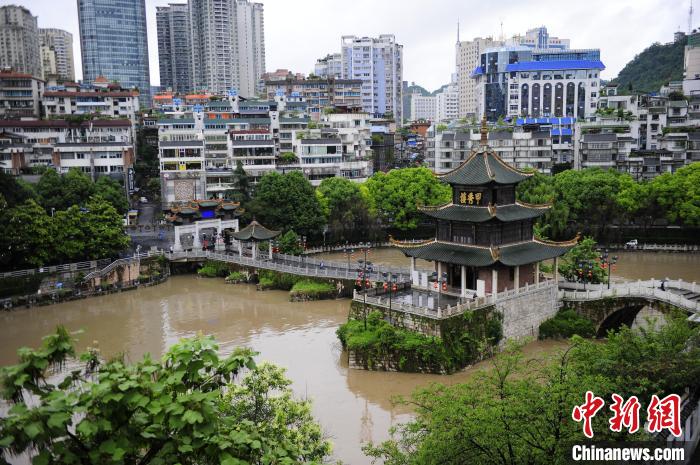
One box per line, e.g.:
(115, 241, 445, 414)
(0, 172, 36, 208)
(248, 171, 324, 238)
(365, 318, 700, 465)
(0, 328, 331, 464)
(82, 196, 131, 259)
(651, 163, 700, 226)
(94, 176, 129, 214)
(52, 197, 129, 262)
(558, 236, 607, 283)
(229, 160, 250, 204)
(37, 168, 96, 212)
(277, 229, 303, 255)
(52, 205, 88, 262)
(317, 177, 373, 242)
(364, 343, 611, 465)
(365, 167, 451, 231)
(0, 199, 53, 270)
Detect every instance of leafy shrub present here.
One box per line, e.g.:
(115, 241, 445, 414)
(539, 309, 596, 339)
(197, 260, 229, 278)
(257, 270, 301, 290)
(258, 276, 274, 290)
(226, 271, 247, 282)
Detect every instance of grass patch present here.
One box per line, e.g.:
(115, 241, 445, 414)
(289, 279, 336, 300)
(539, 309, 596, 339)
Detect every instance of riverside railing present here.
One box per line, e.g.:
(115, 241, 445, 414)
(1, 258, 113, 279)
(353, 279, 557, 320)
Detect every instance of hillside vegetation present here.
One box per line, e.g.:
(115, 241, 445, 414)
(613, 38, 685, 93)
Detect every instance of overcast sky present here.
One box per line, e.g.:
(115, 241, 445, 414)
(3, 0, 690, 90)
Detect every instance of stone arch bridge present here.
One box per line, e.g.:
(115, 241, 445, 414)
(559, 279, 700, 336)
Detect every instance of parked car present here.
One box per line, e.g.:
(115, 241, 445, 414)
(139, 196, 148, 204)
(625, 239, 638, 249)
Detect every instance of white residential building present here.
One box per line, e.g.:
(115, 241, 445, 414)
(314, 53, 342, 79)
(42, 82, 141, 126)
(39, 28, 75, 81)
(341, 34, 403, 124)
(189, 0, 265, 97)
(157, 97, 372, 206)
(0, 119, 134, 178)
(435, 80, 459, 122)
(455, 36, 502, 118)
(0, 69, 44, 118)
(410, 94, 436, 121)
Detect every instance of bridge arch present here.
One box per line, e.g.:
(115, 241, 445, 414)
(562, 297, 687, 338)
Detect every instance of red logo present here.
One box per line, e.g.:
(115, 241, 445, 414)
(572, 391, 605, 439)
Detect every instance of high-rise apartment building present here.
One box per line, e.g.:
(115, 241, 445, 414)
(436, 79, 459, 122)
(156, 3, 192, 93)
(410, 93, 436, 121)
(39, 29, 75, 81)
(189, 0, 265, 97)
(341, 35, 403, 123)
(314, 53, 342, 79)
(455, 36, 502, 119)
(77, 0, 151, 104)
(0, 5, 41, 78)
(510, 26, 570, 50)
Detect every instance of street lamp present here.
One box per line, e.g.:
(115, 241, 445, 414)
(598, 250, 618, 289)
(575, 260, 595, 291)
(343, 242, 354, 270)
(356, 242, 372, 329)
(382, 271, 398, 325)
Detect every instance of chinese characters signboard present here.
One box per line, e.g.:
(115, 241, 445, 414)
(459, 191, 482, 205)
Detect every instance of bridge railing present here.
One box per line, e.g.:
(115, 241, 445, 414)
(170, 250, 411, 282)
(559, 279, 699, 294)
(83, 251, 163, 282)
(559, 281, 700, 313)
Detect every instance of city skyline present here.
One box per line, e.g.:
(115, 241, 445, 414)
(0, 0, 691, 91)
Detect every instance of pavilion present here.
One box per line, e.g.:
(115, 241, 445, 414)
(231, 220, 281, 260)
(392, 119, 578, 299)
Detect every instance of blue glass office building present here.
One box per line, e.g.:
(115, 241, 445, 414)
(77, 0, 151, 105)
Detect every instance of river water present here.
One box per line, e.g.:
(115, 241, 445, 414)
(0, 250, 698, 464)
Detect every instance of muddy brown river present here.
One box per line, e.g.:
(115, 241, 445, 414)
(1, 250, 698, 464)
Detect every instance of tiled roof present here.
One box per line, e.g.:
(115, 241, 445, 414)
(232, 220, 280, 241)
(438, 146, 532, 186)
(420, 202, 549, 223)
(395, 238, 575, 267)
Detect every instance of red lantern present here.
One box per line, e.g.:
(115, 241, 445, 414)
(383, 283, 388, 290)
(356, 279, 361, 286)
(442, 282, 447, 291)
(433, 282, 438, 289)
(612, 265, 617, 271)
(392, 284, 398, 292)
(365, 279, 371, 287)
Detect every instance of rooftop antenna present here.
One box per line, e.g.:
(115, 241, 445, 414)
(457, 19, 460, 44)
(690, 0, 694, 34)
(500, 20, 504, 42)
